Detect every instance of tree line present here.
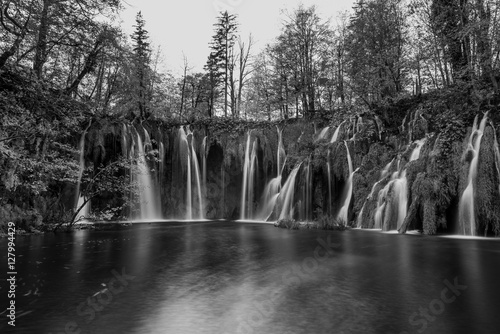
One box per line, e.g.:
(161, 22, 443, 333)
(1, 0, 500, 122)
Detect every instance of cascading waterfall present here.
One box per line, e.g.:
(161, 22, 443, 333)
(304, 158, 312, 220)
(374, 170, 399, 229)
(337, 142, 357, 223)
(356, 159, 394, 228)
(159, 142, 165, 181)
(178, 127, 192, 220)
(190, 136, 204, 219)
(240, 131, 252, 219)
(327, 149, 332, 215)
(374, 115, 383, 140)
(135, 128, 160, 220)
(258, 127, 286, 220)
(221, 164, 226, 216)
(278, 163, 303, 220)
(330, 121, 345, 143)
(373, 139, 426, 230)
(315, 126, 330, 142)
(277, 127, 286, 176)
(248, 141, 258, 218)
(202, 136, 207, 196)
(74, 122, 92, 220)
(458, 113, 488, 236)
(177, 127, 205, 220)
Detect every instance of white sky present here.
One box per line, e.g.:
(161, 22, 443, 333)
(119, 0, 355, 75)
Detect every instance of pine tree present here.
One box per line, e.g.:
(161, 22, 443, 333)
(206, 11, 238, 116)
(131, 11, 151, 119)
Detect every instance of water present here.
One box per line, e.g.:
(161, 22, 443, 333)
(357, 159, 394, 228)
(277, 163, 302, 220)
(2, 222, 500, 334)
(241, 132, 257, 220)
(327, 149, 332, 215)
(190, 137, 204, 220)
(314, 126, 330, 142)
(458, 113, 488, 236)
(74, 123, 92, 220)
(337, 142, 356, 223)
(178, 127, 205, 220)
(330, 120, 345, 143)
(373, 139, 426, 231)
(135, 129, 159, 220)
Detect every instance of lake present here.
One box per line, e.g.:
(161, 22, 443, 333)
(1, 221, 500, 333)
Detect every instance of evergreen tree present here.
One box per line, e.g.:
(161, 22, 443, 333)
(206, 11, 238, 116)
(131, 11, 151, 119)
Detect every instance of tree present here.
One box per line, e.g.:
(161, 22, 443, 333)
(0, 0, 32, 69)
(346, 0, 408, 105)
(179, 54, 192, 117)
(207, 11, 238, 116)
(60, 157, 140, 229)
(270, 6, 332, 116)
(29, 0, 121, 79)
(131, 11, 152, 119)
(236, 35, 254, 117)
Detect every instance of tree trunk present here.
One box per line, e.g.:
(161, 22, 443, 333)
(33, 0, 51, 78)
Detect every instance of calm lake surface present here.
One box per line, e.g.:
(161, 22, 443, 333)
(1, 221, 500, 334)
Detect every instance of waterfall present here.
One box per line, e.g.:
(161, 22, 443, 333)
(241, 131, 260, 219)
(374, 115, 383, 140)
(372, 139, 426, 230)
(277, 126, 286, 176)
(240, 132, 252, 219)
(221, 164, 225, 217)
(330, 121, 345, 143)
(304, 158, 312, 220)
(278, 163, 302, 220)
(190, 137, 204, 219)
(315, 126, 330, 142)
(249, 141, 258, 218)
(201, 136, 207, 197)
(337, 142, 357, 224)
(374, 171, 399, 229)
(178, 127, 192, 220)
(356, 159, 394, 228)
(258, 127, 286, 221)
(258, 176, 281, 220)
(458, 113, 488, 236)
(327, 149, 332, 215)
(135, 128, 159, 220)
(177, 127, 204, 220)
(159, 141, 165, 177)
(74, 122, 92, 220)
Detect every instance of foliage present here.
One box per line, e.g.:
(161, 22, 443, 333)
(63, 156, 140, 228)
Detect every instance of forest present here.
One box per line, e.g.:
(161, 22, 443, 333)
(1, 0, 500, 235)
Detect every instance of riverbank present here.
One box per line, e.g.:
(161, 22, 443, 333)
(274, 218, 347, 231)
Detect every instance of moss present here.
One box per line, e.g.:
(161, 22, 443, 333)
(476, 126, 500, 236)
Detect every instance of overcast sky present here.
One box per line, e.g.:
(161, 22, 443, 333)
(119, 0, 355, 75)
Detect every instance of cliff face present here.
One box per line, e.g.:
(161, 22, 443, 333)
(2, 88, 500, 236)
